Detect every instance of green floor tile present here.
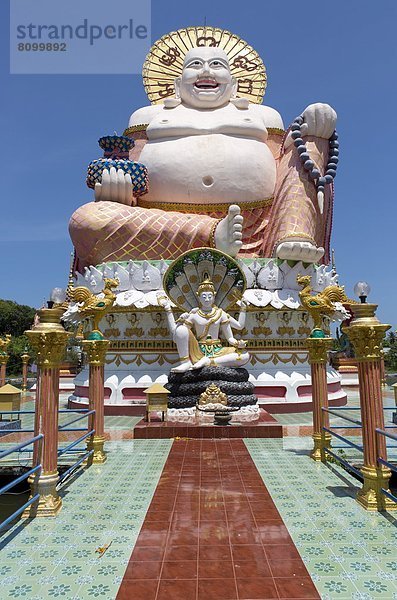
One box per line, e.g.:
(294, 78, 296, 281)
(315, 576, 359, 598)
(305, 556, 345, 576)
(352, 576, 397, 597)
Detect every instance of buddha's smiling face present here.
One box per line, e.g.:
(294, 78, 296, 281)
(176, 47, 236, 109)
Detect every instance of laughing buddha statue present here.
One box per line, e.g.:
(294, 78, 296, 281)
(69, 27, 337, 270)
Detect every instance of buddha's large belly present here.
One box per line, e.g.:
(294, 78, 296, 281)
(139, 135, 276, 205)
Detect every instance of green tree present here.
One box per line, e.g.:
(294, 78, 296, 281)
(384, 331, 397, 372)
(0, 299, 37, 376)
(0, 300, 36, 337)
(7, 335, 33, 376)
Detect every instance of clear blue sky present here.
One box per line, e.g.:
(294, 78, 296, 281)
(1, 0, 396, 327)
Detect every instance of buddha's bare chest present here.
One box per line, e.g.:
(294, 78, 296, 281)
(192, 316, 222, 338)
(147, 106, 268, 142)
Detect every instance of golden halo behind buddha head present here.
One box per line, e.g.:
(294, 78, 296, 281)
(143, 26, 267, 105)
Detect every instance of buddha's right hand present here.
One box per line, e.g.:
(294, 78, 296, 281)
(214, 205, 243, 257)
(94, 167, 136, 206)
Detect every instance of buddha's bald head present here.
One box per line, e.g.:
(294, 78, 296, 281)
(175, 46, 236, 109)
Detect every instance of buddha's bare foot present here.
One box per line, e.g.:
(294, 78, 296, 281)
(191, 356, 211, 369)
(214, 205, 243, 257)
(276, 240, 324, 263)
(171, 360, 193, 373)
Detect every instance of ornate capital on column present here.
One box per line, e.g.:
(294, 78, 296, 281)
(82, 339, 110, 365)
(306, 337, 333, 364)
(25, 307, 70, 368)
(26, 330, 70, 368)
(345, 303, 390, 360)
(347, 326, 389, 360)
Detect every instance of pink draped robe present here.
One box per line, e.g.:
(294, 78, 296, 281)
(69, 128, 332, 271)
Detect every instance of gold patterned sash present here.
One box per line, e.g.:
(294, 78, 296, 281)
(137, 197, 273, 214)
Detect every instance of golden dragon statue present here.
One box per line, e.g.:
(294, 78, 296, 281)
(296, 275, 352, 336)
(67, 278, 119, 339)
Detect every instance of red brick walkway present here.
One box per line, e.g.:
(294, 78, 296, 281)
(116, 439, 319, 600)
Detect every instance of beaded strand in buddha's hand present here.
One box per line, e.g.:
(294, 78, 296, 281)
(290, 116, 339, 214)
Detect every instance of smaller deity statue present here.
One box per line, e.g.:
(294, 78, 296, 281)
(158, 279, 249, 372)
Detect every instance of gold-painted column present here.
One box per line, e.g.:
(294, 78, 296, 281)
(0, 335, 11, 386)
(24, 307, 70, 517)
(21, 352, 30, 392)
(82, 339, 110, 464)
(307, 337, 334, 461)
(380, 354, 387, 388)
(0, 354, 8, 386)
(345, 303, 396, 511)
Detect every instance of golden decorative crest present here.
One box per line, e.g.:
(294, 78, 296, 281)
(143, 26, 267, 105)
(199, 383, 227, 406)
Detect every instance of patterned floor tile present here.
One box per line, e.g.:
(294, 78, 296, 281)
(246, 437, 397, 599)
(0, 439, 172, 599)
(2, 388, 397, 599)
